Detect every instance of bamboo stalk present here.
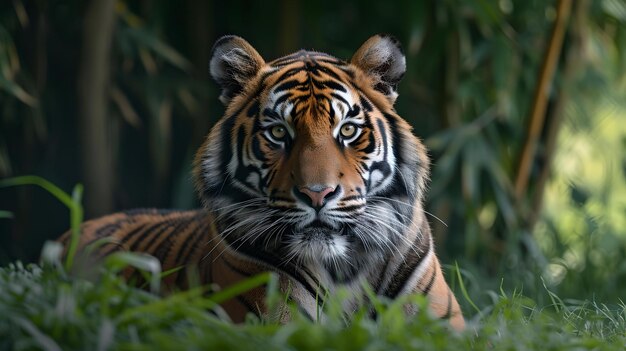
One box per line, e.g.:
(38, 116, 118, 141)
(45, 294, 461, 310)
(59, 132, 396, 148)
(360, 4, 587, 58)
(514, 0, 573, 199)
(527, 0, 589, 229)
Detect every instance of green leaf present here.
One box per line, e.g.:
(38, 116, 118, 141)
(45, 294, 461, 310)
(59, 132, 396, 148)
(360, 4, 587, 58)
(602, 0, 626, 21)
(104, 252, 162, 293)
(12, 316, 62, 351)
(0, 210, 13, 218)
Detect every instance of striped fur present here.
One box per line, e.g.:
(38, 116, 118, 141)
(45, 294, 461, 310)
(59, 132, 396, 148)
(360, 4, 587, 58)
(59, 35, 464, 330)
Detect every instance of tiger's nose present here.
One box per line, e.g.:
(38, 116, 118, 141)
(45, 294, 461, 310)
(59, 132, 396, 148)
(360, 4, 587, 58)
(295, 185, 339, 209)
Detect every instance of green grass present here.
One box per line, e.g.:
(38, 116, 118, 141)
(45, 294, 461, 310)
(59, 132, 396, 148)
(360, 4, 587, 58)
(2, 176, 626, 350)
(1, 258, 625, 350)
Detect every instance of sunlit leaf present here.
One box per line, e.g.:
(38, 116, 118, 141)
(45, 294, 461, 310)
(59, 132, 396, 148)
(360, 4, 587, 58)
(110, 86, 142, 128)
(105, 252, 162, 293)
(602, 0, 626, 21)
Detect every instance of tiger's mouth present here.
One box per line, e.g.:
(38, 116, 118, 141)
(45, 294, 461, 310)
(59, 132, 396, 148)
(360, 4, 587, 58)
(297, 219, 345, 238)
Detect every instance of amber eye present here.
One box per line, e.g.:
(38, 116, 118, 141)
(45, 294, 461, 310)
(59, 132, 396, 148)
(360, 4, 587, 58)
(339, 123, 358, 139)
(270, 125, 287, 140)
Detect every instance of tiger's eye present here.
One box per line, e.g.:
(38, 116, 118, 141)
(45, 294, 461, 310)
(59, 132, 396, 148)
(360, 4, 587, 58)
(271, 125, 287, 140)
(340, 123, 358, 138)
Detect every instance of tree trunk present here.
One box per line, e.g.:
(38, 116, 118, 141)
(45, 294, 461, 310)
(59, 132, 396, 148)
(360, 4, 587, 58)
(77, 0, 116, 217)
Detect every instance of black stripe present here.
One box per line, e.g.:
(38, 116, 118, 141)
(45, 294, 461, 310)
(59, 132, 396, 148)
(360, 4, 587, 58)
(270, 51, 306, 65)
(225, 240, 327, 308)
(421, 265, 437, 295)
(132, 220, 176, 254)
(93, 222, 123, 238)
(382, 236, 431, 298)
(335, 204, 365, 213)
(123, 208, 179, 216)
(318, 66, 343, 81)
(359, 94, 373, 112)
(347, 104, 361, 118)
(222, 256, 254, 277)
(382, 112, 408, 167)
(287, 296, 314, 321)
(442, 290, 453, 319)
(373, 259, 392, 294)
(234, 126, 262, 192)
(273, 68, 306, 85)
(272, 92, 292, 109)
(251, 136, 266, 163)
(329, 92, 349, 106)
(174, 218, 212, 288)
(262, 108, 281, 119)
(316, 58, 347, 65)
(377, 119, 389, 159)
(270, 58, 300, 68)
(274, 79, 303, 93)
(246, 100, 260, 117)
(98, 223, 160, 256)
(152, 214, 194, 263)
(361, 130, 376, 154)
(236, 295, 262, 319)
(173, 216, 207, 267)
(320, 80, 347, 92)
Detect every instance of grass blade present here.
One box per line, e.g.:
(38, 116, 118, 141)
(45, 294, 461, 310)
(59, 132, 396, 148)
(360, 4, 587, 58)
(0, 176, 84, 270)
(454, 261, 481, 314)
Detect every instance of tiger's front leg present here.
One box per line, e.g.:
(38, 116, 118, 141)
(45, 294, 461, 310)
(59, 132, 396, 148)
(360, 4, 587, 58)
(407, 254, 465, 331)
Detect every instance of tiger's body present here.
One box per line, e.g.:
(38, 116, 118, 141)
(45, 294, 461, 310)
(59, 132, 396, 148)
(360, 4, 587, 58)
(60, 35, 465, 330)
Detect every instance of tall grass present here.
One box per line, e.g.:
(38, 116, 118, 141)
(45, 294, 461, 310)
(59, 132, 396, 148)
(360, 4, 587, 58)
(1, 259, 626, 350)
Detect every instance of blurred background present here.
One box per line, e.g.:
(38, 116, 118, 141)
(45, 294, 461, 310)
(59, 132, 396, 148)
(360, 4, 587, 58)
(1, 0, 625, 307)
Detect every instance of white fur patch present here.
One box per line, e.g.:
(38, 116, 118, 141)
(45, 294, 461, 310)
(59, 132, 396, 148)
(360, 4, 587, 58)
(285, 232, 349, 264)
(369, 169, 385, 190)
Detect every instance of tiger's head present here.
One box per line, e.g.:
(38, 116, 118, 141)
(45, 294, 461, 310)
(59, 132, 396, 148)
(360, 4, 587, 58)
(195, 35, 430, 281)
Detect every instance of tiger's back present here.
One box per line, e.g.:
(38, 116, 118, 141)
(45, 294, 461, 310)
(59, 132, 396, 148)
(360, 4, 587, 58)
(59, 210, 211, 286)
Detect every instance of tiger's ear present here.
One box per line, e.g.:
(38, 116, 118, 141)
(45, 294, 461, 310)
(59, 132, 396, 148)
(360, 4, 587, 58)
(210, 35, 265, 105)
(351, 34, 406, 104)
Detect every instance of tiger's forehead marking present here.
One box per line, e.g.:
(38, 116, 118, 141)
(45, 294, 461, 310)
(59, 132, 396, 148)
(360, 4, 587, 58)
(263, 53, 357, 125)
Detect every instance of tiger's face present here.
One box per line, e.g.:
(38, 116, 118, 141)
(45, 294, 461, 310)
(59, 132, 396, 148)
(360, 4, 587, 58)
(196, 35, 429, 281)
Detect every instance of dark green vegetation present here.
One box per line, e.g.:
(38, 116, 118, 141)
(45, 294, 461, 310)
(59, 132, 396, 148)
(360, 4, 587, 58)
(1, 0, 626, 349)
(2, 259, 626, 350)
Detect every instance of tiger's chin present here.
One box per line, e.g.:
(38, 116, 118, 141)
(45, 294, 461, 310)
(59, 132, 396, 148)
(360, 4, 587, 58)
(286, 224, 347, 258)
(283, 222, 373, 282)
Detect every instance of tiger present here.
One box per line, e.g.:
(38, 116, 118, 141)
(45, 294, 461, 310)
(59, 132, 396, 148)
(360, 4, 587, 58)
(59, 34, 465, 330)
